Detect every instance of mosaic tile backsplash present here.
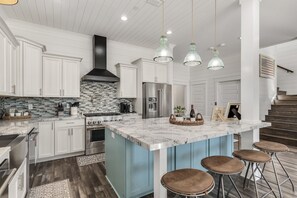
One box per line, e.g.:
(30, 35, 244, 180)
(0, 81, 133, 118)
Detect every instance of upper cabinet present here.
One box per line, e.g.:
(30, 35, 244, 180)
(18, 38, 45, 97)
(0, 18, 19, 96)
(42, 54, 81, 98)
(116, 63, 137, 98)
(133, 58, 168, 84)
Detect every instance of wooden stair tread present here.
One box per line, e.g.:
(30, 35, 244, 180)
(262, 127, 297, 133)
(260, 134, 297, 141)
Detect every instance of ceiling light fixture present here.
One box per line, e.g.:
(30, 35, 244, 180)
(153, 0, 173, 63)
(166, 30, 172, 35)
(121, 15, 128, 21)
(183, 0, 202, 67)
(0, 0, 18, 5)
(208, 0, 224, 70)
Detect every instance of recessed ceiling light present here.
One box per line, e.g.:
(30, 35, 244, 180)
(166, 30, 172, 35)
(121, 15, 128, 21)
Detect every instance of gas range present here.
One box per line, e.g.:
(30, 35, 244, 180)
(84, 112, 123, 127)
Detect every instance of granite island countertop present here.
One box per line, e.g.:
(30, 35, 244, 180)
(103, 117, 271, 151)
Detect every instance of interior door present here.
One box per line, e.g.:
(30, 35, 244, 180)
(217, 80, 241, 107)
(191, 83, 206, 115)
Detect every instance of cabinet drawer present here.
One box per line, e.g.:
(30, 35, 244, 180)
(55, 119, 85, 128)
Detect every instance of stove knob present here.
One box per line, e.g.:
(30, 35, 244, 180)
(93, 121, 97, 125)
(88, 121, 92, 125)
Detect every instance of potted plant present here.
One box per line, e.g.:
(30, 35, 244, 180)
(174, 106, 186, 121)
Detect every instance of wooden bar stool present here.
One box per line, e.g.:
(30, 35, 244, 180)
(161, 168, 215, 197)
(201, 156, 244, 198)
(233, 150, 277, 198)
(253, 141, 295, 198)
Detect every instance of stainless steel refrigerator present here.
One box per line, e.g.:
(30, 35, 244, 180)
(142, 82, 172, 119)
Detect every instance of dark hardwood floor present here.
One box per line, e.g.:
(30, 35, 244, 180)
(30, 150, 297, 198)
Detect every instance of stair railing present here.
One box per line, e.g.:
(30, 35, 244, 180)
(277, 65, 294, 73)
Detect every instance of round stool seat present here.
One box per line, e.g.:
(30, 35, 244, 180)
(201, 156, 244, 175)
(161, 168, 214, 196)
(253, 141, 289, 153)
(233, 150, 271, 163)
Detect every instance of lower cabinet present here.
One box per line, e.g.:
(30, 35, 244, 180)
(37, 119, 85, 161)
(38, 122, 55, 159)
(9, 158, 27, 198)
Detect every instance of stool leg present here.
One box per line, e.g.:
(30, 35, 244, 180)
(255, 163, 277, 198)
(251, 163, 260, 198)
(271, 154, 283, 198)
(243, 162, 250, 189)
(221, 175, 225, 198)
(228, 175, 242, 198)
(275, 153, 295, 192)
(217, 174, 222, 198)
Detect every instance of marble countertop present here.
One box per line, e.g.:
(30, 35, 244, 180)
(0, 115, 85, 136)
(103, 117, 271, 151)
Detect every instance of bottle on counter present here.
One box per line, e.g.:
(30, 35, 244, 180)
(190, 105, 195, 121)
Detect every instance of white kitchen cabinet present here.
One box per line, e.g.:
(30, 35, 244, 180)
(9, 158, 27, 198)
(43, 54, 81, 98)
(19, 38, 45, 97)
(116, 63, 137, 98)
(43, 56, 62, 97)
(38, 122, 55, 159)
(142, 62, 155, 83)
(55, 119, 85, 156)
(155, 64, 168, 83)
(62, 59, 80, 97)
(55, 127, 71, 155)
(71, 126, 85, 152)
(0, 24, 18, 96)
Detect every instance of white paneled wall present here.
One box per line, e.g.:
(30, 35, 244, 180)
(190, 54, 241, 116)
(276, 40, 297, 95)
(5, 19, 155, 77)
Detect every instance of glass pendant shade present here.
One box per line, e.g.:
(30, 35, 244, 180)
(207, 50, 224, 70)
(153, 35, 173, 63)
(183, 43, 202, 66)
(0, 0, 18, 5)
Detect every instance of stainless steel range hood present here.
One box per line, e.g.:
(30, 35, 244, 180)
(82, 35, 120, 82)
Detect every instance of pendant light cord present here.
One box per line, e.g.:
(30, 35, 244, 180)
(162, 0, 165, 36)
(192, 0, 194, 43)
(214, 0, 217, 48)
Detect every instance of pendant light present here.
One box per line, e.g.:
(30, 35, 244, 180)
(184, 0, 202, 67)
(0, 0, 18, 5)
(208, 0, 224, 70)
(153, 0, 173, 63)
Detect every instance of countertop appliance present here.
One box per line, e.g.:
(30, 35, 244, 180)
(142, 82, 172, 119)
(84, 112, 123, 155)
(82, 35, 120, 82)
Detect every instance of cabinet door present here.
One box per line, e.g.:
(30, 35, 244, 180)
(43, 57, 62, 97)
(23, 43, 42, 96)
(120, 67, 137, 98)
(62, 59, 80, 97)
(155, 64, 167, 83)
(5, 40, 12, 94)
(0, 30, 6, 94)
(55, 127, 71, 155)
(38, 122, 55, 159)
(142, 62, 156, 83)
(71, 126, 85, 152)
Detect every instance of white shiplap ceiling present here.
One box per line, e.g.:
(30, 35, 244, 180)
(1, 0, 297, 62)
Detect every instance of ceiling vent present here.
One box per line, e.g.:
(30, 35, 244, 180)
(259, 54, 276, 78)
(146, 0, 163, 7)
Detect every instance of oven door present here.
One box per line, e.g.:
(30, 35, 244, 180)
(86, 126, 105, 155)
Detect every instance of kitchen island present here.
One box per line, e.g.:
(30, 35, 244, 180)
(103, 117, 270, 198)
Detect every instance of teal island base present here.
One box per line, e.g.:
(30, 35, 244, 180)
(105, 128, 234, 198)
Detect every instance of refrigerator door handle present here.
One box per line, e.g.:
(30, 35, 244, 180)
(158, 89, 163, 117)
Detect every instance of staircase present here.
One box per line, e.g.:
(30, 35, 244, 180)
(260, 88, 297, 147)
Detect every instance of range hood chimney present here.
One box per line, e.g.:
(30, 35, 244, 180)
(82, 35, 120, 82)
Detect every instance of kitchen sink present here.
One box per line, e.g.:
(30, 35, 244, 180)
(0, 135, 19, 147)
